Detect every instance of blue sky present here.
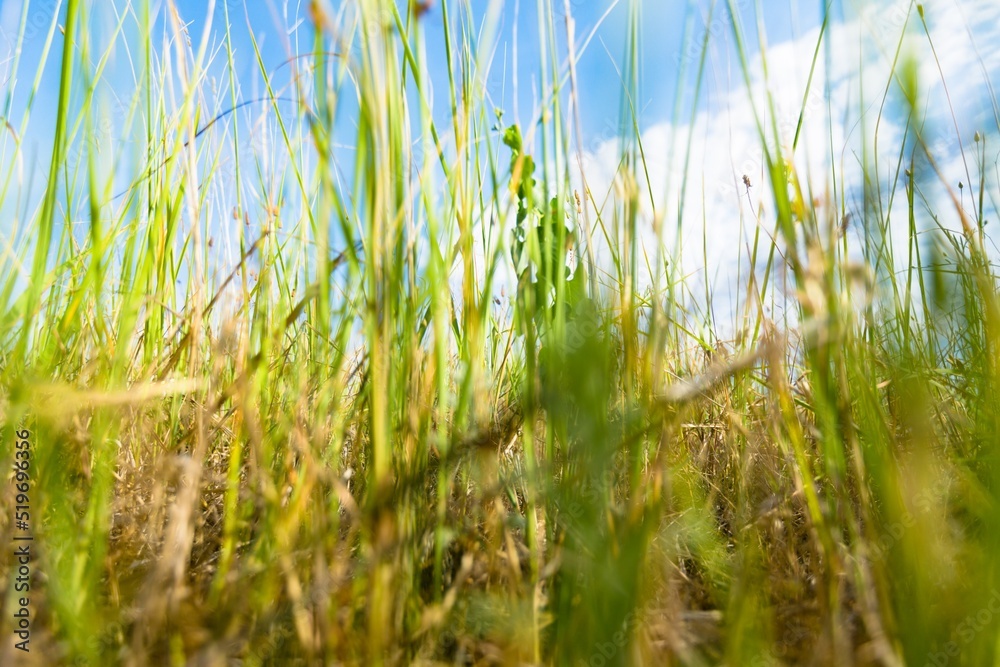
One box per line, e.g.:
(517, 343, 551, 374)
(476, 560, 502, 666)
(2, 0, 999, 323)
(1, 0, 829, 169)
(0, 1, 828, 255)
(159, 0, 827, 132)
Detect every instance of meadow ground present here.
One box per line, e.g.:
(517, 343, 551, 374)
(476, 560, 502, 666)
(2, 1, 1000, 665)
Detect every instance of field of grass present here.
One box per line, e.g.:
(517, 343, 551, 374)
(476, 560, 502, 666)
(2, 0, 1000, 665)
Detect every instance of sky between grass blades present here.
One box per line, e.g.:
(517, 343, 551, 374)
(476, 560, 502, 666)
(0, 0, 998, 331)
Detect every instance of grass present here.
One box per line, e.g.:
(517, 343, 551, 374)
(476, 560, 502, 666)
(1, 0, 1000, 664)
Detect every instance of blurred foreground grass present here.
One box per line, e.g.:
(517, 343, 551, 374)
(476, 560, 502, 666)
(2, 1, 1000, 665)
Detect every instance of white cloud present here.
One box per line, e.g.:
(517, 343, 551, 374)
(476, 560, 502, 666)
(574, 0, 1000, 325)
